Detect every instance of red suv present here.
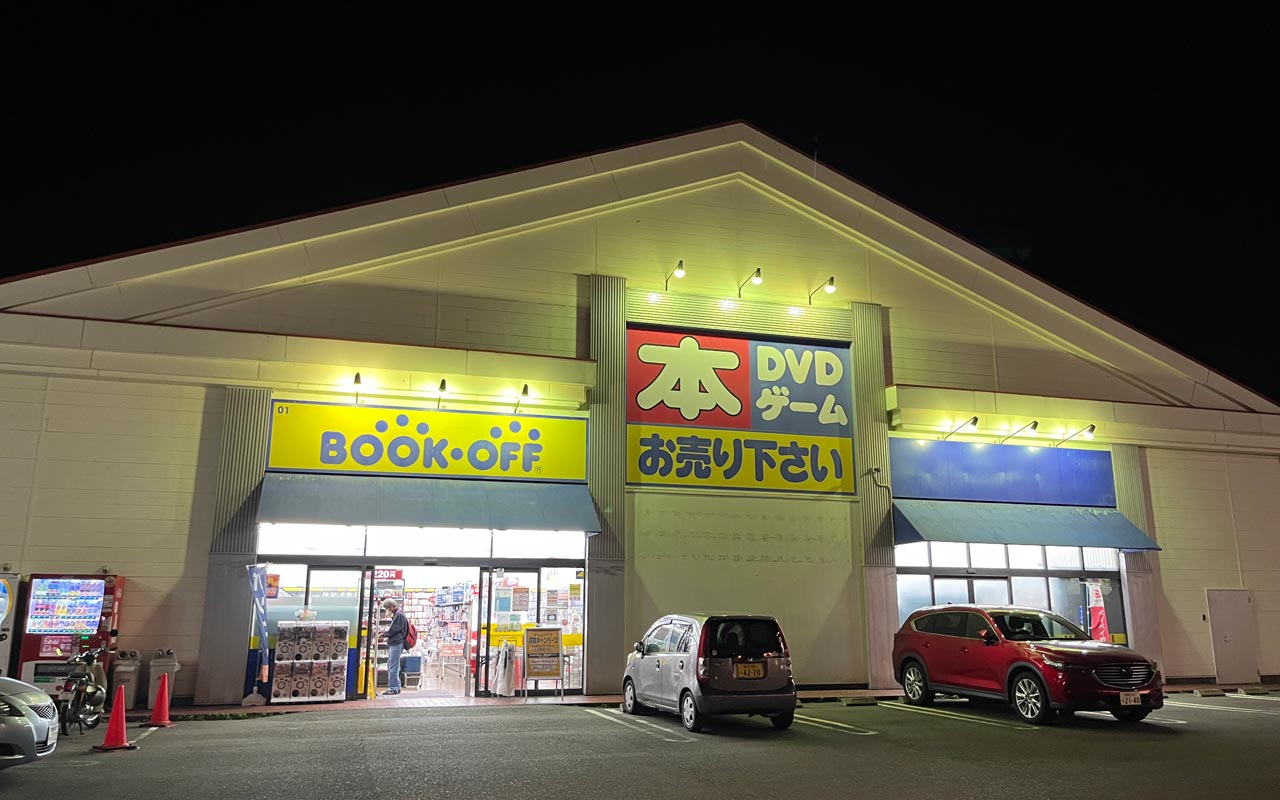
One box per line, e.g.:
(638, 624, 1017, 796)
(892, 605, 1163, 724)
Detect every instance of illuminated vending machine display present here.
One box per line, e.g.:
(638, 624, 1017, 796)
(0, 573, 18, 677)
(16, 574, 125, 699)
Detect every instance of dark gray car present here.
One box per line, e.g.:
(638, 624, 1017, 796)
(622, 613, 796, 732)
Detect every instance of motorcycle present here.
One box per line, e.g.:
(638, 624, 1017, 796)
(59, 644, 113, 736)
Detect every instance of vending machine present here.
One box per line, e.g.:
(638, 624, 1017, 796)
(16, 574, 125, 699)
(0, 573, 18, 677)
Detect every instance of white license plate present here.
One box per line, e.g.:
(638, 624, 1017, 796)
(44, 724, 57, 748)
(1120, 692, 1142, 706)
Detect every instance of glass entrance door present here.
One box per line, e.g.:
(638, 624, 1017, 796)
(304, 567, 370, 699)
(477, 569, 539, 697)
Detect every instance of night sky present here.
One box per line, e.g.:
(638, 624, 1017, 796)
(9, 45, 1277, 402)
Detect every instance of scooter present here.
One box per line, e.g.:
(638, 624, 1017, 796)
(59, 644, 113, 736)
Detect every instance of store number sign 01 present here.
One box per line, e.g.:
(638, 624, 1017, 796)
(626, 327, 855, 494)
(267, 400, 587, 482)
(524, 627, 563, 680)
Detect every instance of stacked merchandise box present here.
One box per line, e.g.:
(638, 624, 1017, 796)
(271, 620, 349, 704)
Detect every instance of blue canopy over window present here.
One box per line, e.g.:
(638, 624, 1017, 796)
(258, 473, 601, 532)
(892, 498, 1160, 551)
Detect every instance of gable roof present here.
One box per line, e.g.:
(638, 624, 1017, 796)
(2, 122, 1274, 413)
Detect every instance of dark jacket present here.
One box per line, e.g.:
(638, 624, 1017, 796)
(386, 610, 408, 647)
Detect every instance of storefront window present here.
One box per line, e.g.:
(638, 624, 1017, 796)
(259, 523, 365, 556)
(934, 578, 969, 605)
(264, 563, 309, 630)
(365, 527, 492, 558)
(1007, 545, 1045, 569)
(895, 542, 930, 567)
(1048, 577, 1084, 627)
(492, 530, 585, 560)
(1045, 546, 1083, 570)
(969, 543, 1007, 569)
(540, 567, 585, 690)
(972, 578, 1010, 605)
(1083, 547, 1120, 571)
(930, 542, 968, 568)
(1011, 576, 1049, 610)
(896, 574, 932, 625)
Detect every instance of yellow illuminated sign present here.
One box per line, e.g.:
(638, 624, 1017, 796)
(524, 627, 563, 679)
(267, 400, 587, 482)
(627, 424, 854, 494)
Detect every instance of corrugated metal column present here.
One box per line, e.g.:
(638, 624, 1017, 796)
(1113, 444, 1165, 669)
(195, 387, 272, 704)
(850, 301, 897, 688)
(585, 274, 626, 694)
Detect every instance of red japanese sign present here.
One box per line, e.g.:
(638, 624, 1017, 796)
(627, 329, 751, 429)
(374, 568, 403, 580)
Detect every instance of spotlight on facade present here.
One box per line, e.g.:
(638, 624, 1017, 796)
(665, 260, 686, 291)
(1055, 424, 1096, 447)
(353, 372, 362, 386)
(942, 416, 979, 440)
(514, 383, 530, 413)
(999, 420, 1039, 444)
(437, 378, 447, 409)
(738, 268, 763, 297)
(809, 276, 836, 305)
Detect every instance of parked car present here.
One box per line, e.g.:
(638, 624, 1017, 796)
(622, 613, 796, 732)
(0, 677, 59, 769)
(892, 605, 1163, 724)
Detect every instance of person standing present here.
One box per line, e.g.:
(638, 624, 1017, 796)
(380, 598, 408, 696)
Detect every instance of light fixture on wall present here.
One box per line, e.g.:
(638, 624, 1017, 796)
(942, 416, 979, 440)
(738, 267, 763, 298)
(808, 276, 836, 305)
(999, 420, 1039, 444)
(514, 383, 529, 413)
(436, 378, 447, 409)
(665, 260, 686, 291)
(353, 372, 362, 404)
(1055, 424, 1096, 447)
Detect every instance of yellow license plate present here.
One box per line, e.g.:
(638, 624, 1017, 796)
(735, 663, 764, 679)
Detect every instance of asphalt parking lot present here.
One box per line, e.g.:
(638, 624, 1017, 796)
(5, 693, 1280, 799)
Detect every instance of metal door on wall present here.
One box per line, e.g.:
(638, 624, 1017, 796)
(1207, 589, 1259, 685)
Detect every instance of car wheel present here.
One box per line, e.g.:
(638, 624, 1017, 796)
(770, 711, 794, 730)
(1110, 708, 1151, 723)
(621, 679, 644, 715)
(680, 691, 704, 733)
(1010, 672, 1054, 725)
(902, 661, 935, 706)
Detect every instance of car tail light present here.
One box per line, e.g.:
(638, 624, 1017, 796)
(777, 624, 792, 673)
(696, 620, 712, 684)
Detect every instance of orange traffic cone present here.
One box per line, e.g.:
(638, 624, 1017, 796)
(141, 672, 176, 727)
(92, 685, 138, 752)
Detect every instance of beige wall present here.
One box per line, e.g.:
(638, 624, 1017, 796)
(626, 489, 866, 685)
(0, 373, 220, 696)
(1147, 448, 1280, 678)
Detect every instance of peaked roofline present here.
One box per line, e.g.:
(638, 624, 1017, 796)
(4, 121, 1275, 410)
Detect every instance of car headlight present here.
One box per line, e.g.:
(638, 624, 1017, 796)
(1042, 658, 1089, 673)
(0, 699, 22, 717)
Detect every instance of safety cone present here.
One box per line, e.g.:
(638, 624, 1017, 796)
(92, 685, 138, 752)
(140, 672, 176, 727)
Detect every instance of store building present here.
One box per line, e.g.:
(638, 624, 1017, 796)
(0, 123, 1277, 704)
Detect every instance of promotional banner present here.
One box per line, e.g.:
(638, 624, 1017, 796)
(524, 627, 564, 680)
(1086, 580, 1110, 643)
(626, 327, 855, 494)
(248, 565, 271, 684)
(267, 400, 587, 482)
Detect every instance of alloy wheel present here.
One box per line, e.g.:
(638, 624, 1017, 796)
(1014, 677, 1043, 720)
(904, 665, 924, 700)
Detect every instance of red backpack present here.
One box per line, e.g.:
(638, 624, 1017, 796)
(404, 618, 418, 650)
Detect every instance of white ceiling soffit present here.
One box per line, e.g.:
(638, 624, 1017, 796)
(1, 123, 1273, 414)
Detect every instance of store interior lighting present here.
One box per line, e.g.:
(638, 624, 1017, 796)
(665, 260, 686, 291)
(999, 420, 1039, 444)
(942, 416, 979, 440)
(1055, 423, 1096, 447)
(738, 267, 763, 297)
(808, 276, 837, 304)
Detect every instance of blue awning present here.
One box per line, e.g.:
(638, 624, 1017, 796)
(892, 498, 1160, 551)
(257, 473, 601, 532)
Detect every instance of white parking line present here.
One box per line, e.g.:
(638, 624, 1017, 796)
(1164, 700, 1280, 716)
(581, 708, 695, 743)
(1223, 693, 1280, 703)
(879, 701, 1038, 730)
(793, 713, 878, 735)
(138, 727, 160, 741)
(604, 708, 700, 741)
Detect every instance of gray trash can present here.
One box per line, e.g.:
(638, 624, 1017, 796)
(111, 650, 142, 710)
(147, 649, 182, 710)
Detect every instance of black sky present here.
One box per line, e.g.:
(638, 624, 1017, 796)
(9, 39, 1277, 402)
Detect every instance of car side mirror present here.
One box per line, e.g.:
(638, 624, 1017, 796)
(634, 641, 644, 656)
(981, 629, 999, 645)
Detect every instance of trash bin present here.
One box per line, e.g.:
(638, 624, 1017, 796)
(147, 649, 182, 710)
(111, 650, 142, 710)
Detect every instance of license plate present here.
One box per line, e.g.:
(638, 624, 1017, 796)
(1120, 692, 1142, 706)
(45, 725, 57, 747)
(735, 663, 764, 679)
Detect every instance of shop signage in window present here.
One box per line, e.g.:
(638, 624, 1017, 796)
(524, 627, 563, 680)
(625, 327, 855, 494)
(266, 400, 587, 482)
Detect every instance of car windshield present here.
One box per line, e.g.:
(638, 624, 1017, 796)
(707, 618, 785, 658)
(989, 610, 1089, 641)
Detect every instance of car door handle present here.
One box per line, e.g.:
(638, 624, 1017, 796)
(960, 646, 969, 653)
(655, 660, 662, 669)
(922, 642, 931, 648)
(678, 660, 684, 670)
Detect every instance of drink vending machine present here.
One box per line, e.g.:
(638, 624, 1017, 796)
(16, 574, 125, 700)
(0, 572, 18, 677)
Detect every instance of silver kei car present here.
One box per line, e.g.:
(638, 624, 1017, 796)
(622, 613, 796, 732)
(0, 677, 59, 769)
